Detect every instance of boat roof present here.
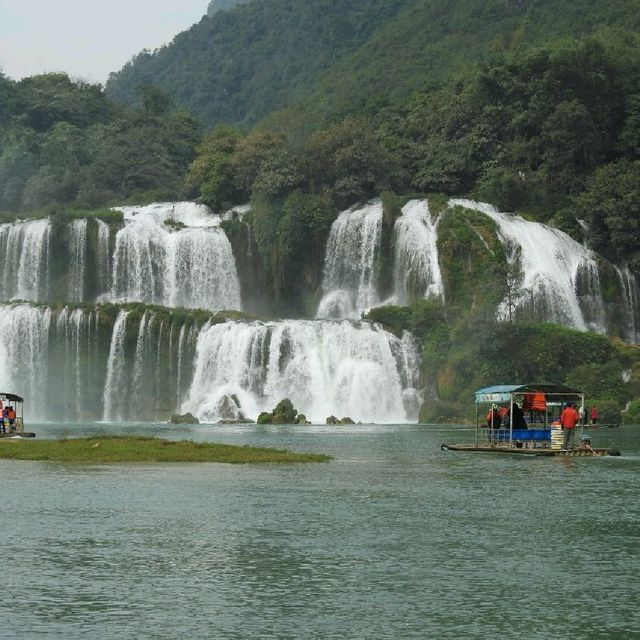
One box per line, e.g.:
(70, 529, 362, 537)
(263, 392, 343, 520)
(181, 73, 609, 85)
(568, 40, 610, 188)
(475, 383, 582, 403)
(0, 392, 24, 402)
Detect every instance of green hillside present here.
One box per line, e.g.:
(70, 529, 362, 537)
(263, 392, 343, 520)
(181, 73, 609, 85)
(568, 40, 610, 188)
(268, 0, 640, 129)
(106, 0, 640, 131)
(105, 0, 413, 129)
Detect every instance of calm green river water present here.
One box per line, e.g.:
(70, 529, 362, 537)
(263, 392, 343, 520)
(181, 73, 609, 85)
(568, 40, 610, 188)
(2, 423, 639, 639)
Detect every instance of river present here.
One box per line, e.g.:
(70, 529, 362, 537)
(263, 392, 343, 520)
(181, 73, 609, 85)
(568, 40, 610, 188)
(2, 423, 639, 639)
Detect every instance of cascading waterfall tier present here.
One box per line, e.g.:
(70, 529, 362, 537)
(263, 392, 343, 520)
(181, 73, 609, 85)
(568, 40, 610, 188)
(183, 319, 421, 424)
(109, 202, 242, 311)
(614, 266, 640, 344)
(0, 219, 51, 302)
(0, 303, 205, 422)
(68, 219, 87, 302)
(317, 199, 445, 318)
(392, 200, 444, 305)
(450, 199, 608, 333)
(317, 201, 383, 319)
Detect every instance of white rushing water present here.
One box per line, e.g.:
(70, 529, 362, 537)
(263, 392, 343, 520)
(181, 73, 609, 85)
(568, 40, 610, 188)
(615, 266, 640, 343)
(68, 219, 87, 302)
(102, 310, 130, 422)
(0, 219, 51, 302)
(450, 199, 607, 332)
(0, 304, 51, 419)
(109, 202, 241, 311)
(183, 319, 421, 424)
(96, 219, 112, 295)
(393, 200, 444, 305)
(317, 201, 383, 319)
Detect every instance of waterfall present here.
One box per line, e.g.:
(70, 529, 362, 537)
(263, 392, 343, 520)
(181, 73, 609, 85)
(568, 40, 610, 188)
(96, 219, 112, 295)
(450, 199, 607, 332)
(393, 200, 444, 305)
(103, 310, 130, 422)
(0, 304, 51, 420)
(615, 266, 640, 344)
(54, 307, 91, 421)
(183, 319, 421, 424)
(110, 202, 241, 311)
(68, 219, 87, 302)
(317, 201, 383, 319)
(0, 219, 51, 302)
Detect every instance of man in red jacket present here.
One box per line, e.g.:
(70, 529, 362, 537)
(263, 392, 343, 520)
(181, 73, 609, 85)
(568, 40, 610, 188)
(560, 403, 580, 450)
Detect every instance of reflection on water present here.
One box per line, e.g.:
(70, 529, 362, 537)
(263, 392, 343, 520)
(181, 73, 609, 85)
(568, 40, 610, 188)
(2, 423, 639, 639)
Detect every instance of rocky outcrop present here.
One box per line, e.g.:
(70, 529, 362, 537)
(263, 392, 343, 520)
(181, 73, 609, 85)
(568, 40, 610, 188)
(169, 412, 200, 424)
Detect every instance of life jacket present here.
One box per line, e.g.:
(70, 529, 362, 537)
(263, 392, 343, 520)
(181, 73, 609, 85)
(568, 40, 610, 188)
(531, 392, 546, 411)
(7, 408, 15, 420)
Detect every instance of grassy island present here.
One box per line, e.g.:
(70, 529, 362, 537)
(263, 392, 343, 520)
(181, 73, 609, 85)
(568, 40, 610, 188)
(0, 436, 331, 464)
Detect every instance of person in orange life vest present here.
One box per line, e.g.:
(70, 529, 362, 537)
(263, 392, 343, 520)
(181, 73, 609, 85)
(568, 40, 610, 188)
(560, 403, 580, 450)
(6, 405, 16, 431)
(590, 406, 599, 425)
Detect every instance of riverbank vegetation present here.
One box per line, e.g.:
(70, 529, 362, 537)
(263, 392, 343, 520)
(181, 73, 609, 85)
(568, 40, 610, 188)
(366, 302, 640, 424)
(0, 436, 331, 463)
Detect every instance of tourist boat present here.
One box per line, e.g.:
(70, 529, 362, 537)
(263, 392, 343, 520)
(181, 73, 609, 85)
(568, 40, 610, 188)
(441, 383, 620, 457)
(0, 393, 35, 438)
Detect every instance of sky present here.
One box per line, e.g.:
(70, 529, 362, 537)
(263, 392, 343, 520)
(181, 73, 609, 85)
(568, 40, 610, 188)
(0, 0, 209, 85)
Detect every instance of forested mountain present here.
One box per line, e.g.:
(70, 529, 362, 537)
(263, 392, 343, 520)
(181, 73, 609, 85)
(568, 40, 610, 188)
(106, 0, 640, 131)
(106, 0, 413, 129)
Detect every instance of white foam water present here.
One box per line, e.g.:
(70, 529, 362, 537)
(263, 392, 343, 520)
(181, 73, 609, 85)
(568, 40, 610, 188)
(183, 319, 421, 424)
(317, 201, 383, 319)
(393, 200, 444, 305)
(450, 199, 607, 332)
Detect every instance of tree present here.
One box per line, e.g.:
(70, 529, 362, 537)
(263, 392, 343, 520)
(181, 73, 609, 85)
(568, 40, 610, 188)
(185, 125, 243, 209)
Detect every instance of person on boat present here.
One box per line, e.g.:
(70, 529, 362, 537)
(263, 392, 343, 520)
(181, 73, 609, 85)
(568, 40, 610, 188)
(591, 406, 599, 426)
(511, 402, 527, 429)
(578, 404, 585, 426)
(486, 405, 502, 430)
(560, 403, 580, 450)
(6, 405, 16, 432)
(2, 405, 9, 433)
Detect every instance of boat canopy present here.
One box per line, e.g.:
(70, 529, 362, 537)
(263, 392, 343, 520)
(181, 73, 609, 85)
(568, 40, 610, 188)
(475, 383, 582, 404)
(0, 392, 24, 402)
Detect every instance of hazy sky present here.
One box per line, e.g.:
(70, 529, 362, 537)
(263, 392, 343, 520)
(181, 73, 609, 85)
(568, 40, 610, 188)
(0, 0, 209, 84)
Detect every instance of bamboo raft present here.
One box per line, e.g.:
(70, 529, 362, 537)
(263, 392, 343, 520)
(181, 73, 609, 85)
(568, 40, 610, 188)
(441, 443, 620, 457)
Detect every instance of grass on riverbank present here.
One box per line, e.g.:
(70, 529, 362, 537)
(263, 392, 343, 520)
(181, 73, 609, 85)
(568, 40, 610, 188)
(0, 436, 332, 464)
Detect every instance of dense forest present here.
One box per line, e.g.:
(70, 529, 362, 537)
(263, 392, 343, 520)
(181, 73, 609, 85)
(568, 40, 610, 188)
(2, 0, 640, 422)
(0, 74, 201, 212)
